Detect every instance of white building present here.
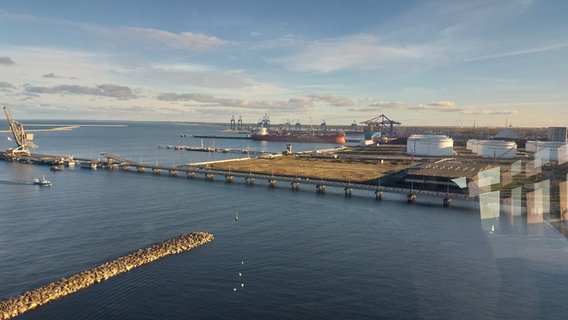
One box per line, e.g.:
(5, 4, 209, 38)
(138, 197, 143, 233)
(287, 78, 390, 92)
(477, 140, 517, 159)
(407, 134, 454, 156)
(526, 140, 568, 162)
(466, 139, 517, 159)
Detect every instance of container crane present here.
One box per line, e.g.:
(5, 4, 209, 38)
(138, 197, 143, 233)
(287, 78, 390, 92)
(360, 114, 401, 136)
(3, 106, 37, 156)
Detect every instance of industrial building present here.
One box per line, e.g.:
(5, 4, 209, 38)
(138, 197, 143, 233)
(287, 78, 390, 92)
(548, 127, 568, 142)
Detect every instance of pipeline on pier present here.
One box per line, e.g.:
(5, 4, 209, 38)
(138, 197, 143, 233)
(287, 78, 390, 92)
(0, 232, 214, 320)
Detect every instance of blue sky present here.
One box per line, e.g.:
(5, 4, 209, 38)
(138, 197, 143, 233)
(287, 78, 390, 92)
(0, 0, 566, 126)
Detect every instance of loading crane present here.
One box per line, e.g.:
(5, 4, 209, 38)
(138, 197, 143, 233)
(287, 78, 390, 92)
(3, 106, 37, 156)
(360, 114, 401, 136)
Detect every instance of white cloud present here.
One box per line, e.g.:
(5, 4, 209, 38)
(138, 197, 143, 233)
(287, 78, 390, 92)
(140, 67, 250, 89)
(308, 93, 357, 107)
(270, 34, 442, 72)
(461, 109, 519, 116)
(409, 101, 463, 112)
(117, 27, 235, 51)
(154, 92, 361, 115)
(366, 101, 407, 109)
(466, 42, 568, 62)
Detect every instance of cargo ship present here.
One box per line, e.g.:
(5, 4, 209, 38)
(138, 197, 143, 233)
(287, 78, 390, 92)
(251, 127, 346, 144)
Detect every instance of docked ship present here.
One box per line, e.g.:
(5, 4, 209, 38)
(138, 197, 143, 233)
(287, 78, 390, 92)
(251, 127, 346, 144)
(249, 114, 346, 144)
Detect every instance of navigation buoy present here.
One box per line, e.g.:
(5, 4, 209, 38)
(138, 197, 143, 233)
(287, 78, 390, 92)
(235, 211, 239, 220)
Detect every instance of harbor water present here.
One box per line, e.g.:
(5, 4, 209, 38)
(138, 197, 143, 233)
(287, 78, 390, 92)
(1, 121, 568, 319)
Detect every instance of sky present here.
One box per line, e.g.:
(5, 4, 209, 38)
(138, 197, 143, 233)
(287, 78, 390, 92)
(0, 0, 567, 127)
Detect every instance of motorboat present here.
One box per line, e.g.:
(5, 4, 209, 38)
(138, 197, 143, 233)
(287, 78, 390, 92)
(33, 175, 52, 187)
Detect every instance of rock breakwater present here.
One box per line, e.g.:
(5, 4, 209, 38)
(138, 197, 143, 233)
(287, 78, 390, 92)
(0, 232, 214, 319)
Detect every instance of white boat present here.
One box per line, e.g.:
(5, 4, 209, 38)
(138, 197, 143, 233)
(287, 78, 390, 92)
(33, 175, 52, 187)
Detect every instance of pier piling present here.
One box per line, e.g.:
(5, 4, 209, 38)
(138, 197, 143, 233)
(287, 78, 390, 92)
(374, 190, 383, 200)
(291, 181, 300, 191)
(407, 193, 417, 203)
(268, 179, 277, 188)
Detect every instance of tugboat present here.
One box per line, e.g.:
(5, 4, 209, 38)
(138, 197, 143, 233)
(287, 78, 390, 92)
(33, 175, 52, 187)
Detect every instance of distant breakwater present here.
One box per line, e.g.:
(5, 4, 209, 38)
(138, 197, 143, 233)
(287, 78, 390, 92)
(0, 232, 214, 319)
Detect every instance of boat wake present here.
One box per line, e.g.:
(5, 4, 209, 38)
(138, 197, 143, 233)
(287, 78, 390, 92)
(0, 179, 35, 185)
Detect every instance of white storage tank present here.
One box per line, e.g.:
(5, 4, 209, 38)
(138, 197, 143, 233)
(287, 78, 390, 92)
(466, 139, 483, 153)
(406, 134, 454, 156)
(532, 141, 568, 161)
(476, 140, 517, 159)
(525, 140, 537, 152)
(466, 139, 477, 151)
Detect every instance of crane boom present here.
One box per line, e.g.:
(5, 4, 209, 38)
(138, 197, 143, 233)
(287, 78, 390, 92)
(3, 106, 36, 155)
(360, 114, 401, 136)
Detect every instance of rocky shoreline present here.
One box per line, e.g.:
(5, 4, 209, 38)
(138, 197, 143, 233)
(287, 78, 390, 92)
(0, 232, 214, 319)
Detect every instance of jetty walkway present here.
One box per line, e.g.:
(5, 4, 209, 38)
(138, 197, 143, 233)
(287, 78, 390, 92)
(0, 151, 473, 205)
(99, 153, 471, 205)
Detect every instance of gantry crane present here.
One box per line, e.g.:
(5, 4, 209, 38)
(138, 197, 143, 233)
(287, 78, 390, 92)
(3, 106, 37, 156)
(360, 114, 401, 136)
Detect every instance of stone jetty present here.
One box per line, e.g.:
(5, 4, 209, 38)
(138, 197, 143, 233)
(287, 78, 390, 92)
(0, 232, 214, 319)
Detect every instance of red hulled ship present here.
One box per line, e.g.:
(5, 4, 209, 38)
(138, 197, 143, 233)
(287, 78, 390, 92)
(251, 127, 345, 144)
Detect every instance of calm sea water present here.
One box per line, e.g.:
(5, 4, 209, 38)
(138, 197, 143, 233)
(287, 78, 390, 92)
(1, 122, 568, 319)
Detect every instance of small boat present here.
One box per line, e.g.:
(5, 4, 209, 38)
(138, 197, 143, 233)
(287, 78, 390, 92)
(33, 175, 52, 187)
(50, 165, 63, 172)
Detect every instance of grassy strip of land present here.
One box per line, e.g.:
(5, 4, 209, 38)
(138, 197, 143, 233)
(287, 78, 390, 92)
(206, 156, 415, 183)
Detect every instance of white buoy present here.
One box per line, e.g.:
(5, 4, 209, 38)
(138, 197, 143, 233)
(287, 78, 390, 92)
(239, 272, 242, 277)
(235, 211, 239, 220)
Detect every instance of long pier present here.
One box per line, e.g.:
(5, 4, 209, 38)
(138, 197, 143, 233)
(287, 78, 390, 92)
(192, 134, 250, 140)
(158, 145, 269, 156)
(1, 151, 473, 205)
(99, 153, 471, 205)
